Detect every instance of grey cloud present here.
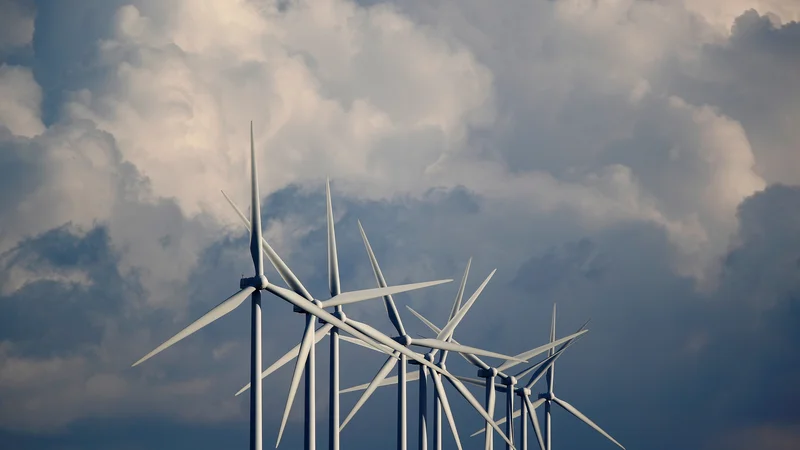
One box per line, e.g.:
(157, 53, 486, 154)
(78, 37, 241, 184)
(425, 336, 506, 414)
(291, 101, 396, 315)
(0, 0, 35, 52)
(665, 10, 800, 186)
(0, 1, 799, 449)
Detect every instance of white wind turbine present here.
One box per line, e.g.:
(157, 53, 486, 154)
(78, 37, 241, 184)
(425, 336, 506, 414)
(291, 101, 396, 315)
(133, 122, 451, 450)
(540, 305, 624, 450)
(341, 249, 583, 450)
(405, 308, 587, 450)
(222, 179, 454, 450)
(470, 305, 624, 450)
(463, 318, 589, 450)
(339, 236, 522, 450)
(132, 122, 270, 450)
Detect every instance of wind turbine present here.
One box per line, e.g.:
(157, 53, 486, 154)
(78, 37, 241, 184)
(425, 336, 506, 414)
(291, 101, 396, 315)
(223, 180, 454, 450)
(406, 308, 587, 450)
(341, 251, 580, 450)
(463, 318, 589, 450)
(469, 305, 624, 450)
(133, 122, 450, 450)
(341, 224, 528, 450)
(132, 122, 269, 450)
(541, 305, 624, 450)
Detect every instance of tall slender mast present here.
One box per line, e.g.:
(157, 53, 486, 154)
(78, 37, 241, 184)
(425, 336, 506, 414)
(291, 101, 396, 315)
(305, 316, 316, 450)
(326, 179, 342, 450)
(484, 371, 496, 450)
(249, 121, 263, 450)
(505, 378, 515, 450)
(544, 304, 556, 450)
(418, 365, 428, 450)
(398, 354, 408, 450)
(519, 392, 528, 450)
(433, 385, 442, 450)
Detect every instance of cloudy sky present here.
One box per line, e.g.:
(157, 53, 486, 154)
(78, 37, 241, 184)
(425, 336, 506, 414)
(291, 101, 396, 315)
(1, 0, 799, 449)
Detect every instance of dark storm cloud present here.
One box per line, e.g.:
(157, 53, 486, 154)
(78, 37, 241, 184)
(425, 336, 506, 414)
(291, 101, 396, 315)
(1, 2, 800, 450)
(665, 10, 800, 185)
(0, 225, 127, 357)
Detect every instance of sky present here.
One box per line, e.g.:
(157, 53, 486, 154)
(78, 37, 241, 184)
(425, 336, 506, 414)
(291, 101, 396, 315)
(0, 0, 799, 449)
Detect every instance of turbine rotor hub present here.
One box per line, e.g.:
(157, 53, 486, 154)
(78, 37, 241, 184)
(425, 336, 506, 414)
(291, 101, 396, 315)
(477, 367, 498, 378)
(240, 275, 269, 290)
(394, 335, 412, 347)
(334, 309, 346, 322)
(504, 376, 517, 386)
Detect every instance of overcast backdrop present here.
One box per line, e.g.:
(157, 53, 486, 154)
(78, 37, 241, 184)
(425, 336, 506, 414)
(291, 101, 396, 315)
(1, 0, 799, 449)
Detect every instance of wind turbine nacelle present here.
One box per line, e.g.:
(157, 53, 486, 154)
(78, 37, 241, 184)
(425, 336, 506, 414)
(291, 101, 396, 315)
(393, 335, 412, 347)
(538, 392, 555, 401)
(240, 275, 269, 290)
(293, 299, 323, 313)
(477, 367, 499, 378)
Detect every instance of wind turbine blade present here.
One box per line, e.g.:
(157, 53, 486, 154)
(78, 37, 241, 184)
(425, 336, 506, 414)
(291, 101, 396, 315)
(249, 122, 264, 276)
(235, 323, 333, 396)
(266, 285, 447, 379)
(221, 190, 314, 301)
(357, 220, 406, 336)
(496, 330, 588, 373)
(515, 320, 589, 381)
(549, 304, 557, 351)
(547, 304, 557, 395)
(436, 269, 496, 342)
(442, 372, 516, 449)
(406, 306, 490, 371)
(411, 339, 527, 362)
(132, 287, 255, 367)
(440, 258, 472, 365)
(454, 375, 488, 389)
(337, 334, 393, 354)
(275, 315, 315, 447)
(430, 371, 463, 450)
(524, 397, 546, 450)
(552, 398, 625, 449)
(326, 179, 341, 297)
(340, 355, 399, 430)
(469, 408, 521, 436)
(321, 279, 452, 309)
(449, 376, 507, 393)
(340, 369, 421, 394)
(450, 258, 472, 320)
(513, 356, 552, 382)
(524, 333, 587, 390)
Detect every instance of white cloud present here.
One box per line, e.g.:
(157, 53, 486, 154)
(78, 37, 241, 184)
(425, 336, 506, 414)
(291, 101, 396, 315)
(0, 65, 44, 137)
(0, 0, 795, 432)
(67, 1, 496, 221)
(683, 0, 800, 35)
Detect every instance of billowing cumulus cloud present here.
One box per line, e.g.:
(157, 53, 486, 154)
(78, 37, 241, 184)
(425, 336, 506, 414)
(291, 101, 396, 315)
(0, 1, 798, 449)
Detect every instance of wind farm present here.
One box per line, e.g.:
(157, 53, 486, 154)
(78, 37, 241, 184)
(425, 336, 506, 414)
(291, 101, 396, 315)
(132, 122, 626, 450)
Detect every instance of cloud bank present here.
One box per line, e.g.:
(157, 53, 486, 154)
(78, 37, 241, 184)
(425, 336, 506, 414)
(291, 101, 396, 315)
(0, 1, 798, 449)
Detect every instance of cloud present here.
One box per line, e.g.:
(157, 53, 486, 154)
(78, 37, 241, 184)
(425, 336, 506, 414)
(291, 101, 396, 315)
(0, 1, 798, 448)
(65, 1, 496, 221)
(0, 0, 35, 52)
(0, 65, 44, 137)
(666, 10, 800, 186)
